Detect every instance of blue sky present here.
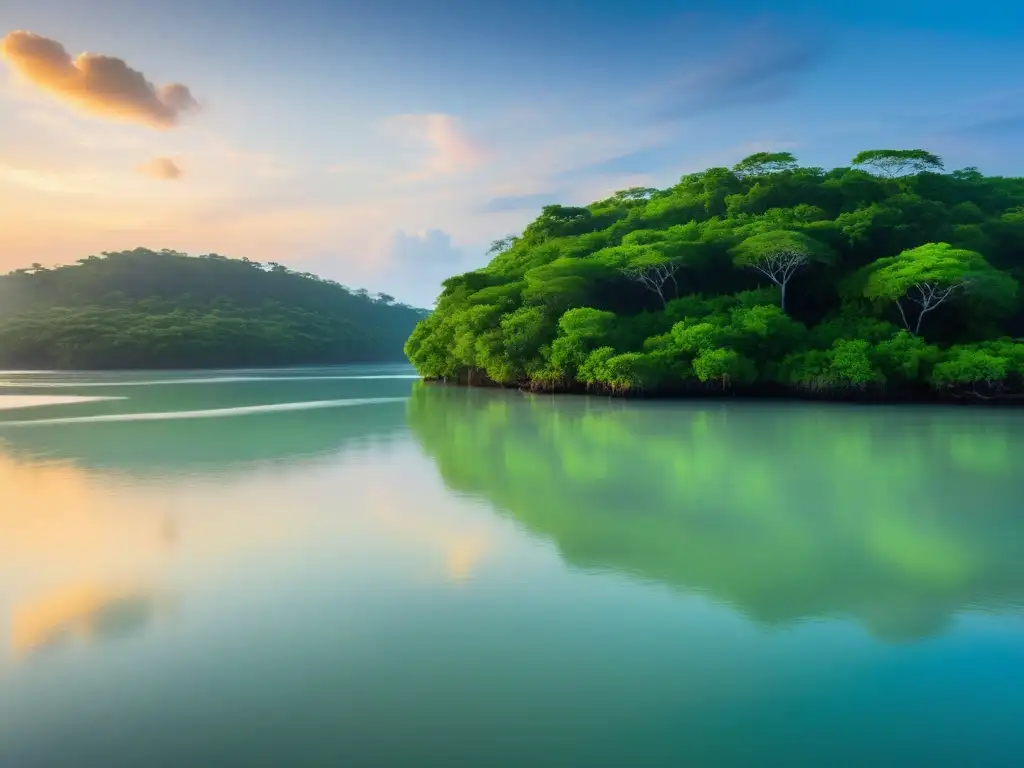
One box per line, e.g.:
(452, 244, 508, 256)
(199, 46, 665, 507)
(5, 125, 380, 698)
(1, 0, 1022, 305)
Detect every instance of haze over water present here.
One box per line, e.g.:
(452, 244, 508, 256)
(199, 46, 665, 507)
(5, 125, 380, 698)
(1, 366, 1023, 767)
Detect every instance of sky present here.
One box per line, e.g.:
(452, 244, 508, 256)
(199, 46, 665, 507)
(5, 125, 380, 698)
(2, 0, 1023, 307)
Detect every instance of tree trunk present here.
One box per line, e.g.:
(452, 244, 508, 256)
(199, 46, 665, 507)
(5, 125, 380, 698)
(895, 299, 911, 333)
(779, 280, 787, 313)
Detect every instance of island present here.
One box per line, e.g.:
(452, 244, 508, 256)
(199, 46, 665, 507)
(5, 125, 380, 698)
(0, 249, 426, 369)
(405, 149, 1024, 402)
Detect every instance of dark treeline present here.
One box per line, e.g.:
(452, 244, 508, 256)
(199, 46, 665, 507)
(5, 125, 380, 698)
(406, 149, 1024, 402)
(0, 249, 426, 369)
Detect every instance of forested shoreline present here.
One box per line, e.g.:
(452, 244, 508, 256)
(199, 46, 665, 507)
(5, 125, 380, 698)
(406, 150, 1024, 403)
(0, 249, 426, 369)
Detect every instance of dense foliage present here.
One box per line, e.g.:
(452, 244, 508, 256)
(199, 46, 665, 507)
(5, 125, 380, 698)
(406, 150, 1024, 401)
(0, 249, 426, 369)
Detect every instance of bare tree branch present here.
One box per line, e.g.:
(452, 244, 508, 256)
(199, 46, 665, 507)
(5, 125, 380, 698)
(745, 248, 809, 312)
(487, 235, 519, 255)
(620, 262, 680, 308)
(907, 281, 961, 334)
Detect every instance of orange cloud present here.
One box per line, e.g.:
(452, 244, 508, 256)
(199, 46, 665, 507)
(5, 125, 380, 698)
(0, 30, 199, 128)
(136, 156, 183, 180)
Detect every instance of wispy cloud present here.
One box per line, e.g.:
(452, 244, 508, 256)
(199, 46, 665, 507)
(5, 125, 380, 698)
(192, 141, 294, 180)
(0, 30, 199, 128)
(0, 163, 129, 195)
(389, 229, 463, 267)
(383, 228, 471, 305)
(0, 165, 87, 195)
(136, 156, 182, 180)
(645, 32, 825, 122)
(382, 113, 485, 181)
(481, 192, 559, 213)
(557, 146, 681, 180)
(949, 113, 1024, 140)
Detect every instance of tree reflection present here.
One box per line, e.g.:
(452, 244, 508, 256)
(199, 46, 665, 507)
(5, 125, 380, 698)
(409, 383, 1024, 640)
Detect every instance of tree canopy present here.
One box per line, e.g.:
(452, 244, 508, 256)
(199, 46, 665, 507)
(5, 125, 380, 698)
(0, 249, 426, 369)
(851, 149, 944, 178)
(405, 149, 1024, 402)
(863, 242, 1015, 335)
(732, 151, 799, 178)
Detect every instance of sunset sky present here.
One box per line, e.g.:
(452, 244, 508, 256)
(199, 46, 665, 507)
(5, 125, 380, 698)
(2, 0, 1023, 306)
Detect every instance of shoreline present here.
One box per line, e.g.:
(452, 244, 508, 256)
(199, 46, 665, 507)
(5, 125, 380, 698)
(0, 360, 414, 375)
(420, 378, 1024, 407)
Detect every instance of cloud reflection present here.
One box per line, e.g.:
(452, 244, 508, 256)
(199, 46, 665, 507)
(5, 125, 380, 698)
(11, 584, 173, 660)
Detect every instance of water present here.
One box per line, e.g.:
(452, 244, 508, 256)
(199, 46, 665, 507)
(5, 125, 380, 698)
(1, 366, 1023, 767)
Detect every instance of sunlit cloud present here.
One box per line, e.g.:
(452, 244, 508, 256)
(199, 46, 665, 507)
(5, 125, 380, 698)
(0, 30, 199, 128)
(389, 229, 463, 267)
(383, 113, 485, 180)
(481, 192, 560, 213)
(136, 156, 183, 180)
(11, 106, 154, 152)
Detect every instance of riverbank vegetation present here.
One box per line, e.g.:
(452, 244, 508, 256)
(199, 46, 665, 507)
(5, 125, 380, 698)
(405, 150, 1024, 401)
(0, 249, 425, 369)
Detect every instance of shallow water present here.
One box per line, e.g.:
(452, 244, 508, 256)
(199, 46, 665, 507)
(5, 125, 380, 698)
(1, 367, 1023, 767)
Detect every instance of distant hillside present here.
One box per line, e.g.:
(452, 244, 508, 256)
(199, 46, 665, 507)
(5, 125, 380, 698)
(0, 248, 427, 369)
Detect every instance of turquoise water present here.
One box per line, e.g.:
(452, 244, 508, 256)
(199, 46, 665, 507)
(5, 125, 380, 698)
(1, 367, 1023, 766)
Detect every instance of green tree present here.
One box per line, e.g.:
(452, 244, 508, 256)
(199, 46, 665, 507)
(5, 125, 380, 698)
(732, 151, 798, 178)
(731, 230, 834, 313)
(864, 243, 1017, 335)
(0, 249, 427, 369)
(402, 149, 1024, 400)
(620, 260, 680, 308)
(851, 149, 944, 178)
(487, 235, 519, 255)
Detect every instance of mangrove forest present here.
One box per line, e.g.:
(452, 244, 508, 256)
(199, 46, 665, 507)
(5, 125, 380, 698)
(405, 150, 1024, 401)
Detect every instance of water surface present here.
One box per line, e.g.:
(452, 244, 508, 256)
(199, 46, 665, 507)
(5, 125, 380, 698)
(2, 367, 1023, 766)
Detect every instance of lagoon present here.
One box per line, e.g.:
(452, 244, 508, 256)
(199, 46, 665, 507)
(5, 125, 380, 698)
(1, 366, 1023, 766)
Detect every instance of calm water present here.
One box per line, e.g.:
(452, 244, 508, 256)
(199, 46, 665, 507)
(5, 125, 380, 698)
(2, 366, 1023, 767)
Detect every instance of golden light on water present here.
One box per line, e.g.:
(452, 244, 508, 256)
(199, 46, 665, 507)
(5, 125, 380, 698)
(10, 584, 171, 659)
(0, 445, 500, 661)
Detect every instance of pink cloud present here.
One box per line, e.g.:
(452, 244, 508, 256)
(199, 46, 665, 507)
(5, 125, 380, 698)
(383, 113, 485, 180)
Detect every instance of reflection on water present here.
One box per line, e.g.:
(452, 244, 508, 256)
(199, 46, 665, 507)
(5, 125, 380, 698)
(2, 369, 1024, 766)
(13, 586, 172, 660)
(408, 384, 1024, 641)
(0, 380, 411, 475)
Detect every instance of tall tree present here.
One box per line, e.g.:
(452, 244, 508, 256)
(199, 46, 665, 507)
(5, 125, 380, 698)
(864, 242, 1017, 335)
(851, 149, 944, 178)
(731, 230, 834, 313)
(487, 235, 519, 255)
(620, 260, 679, 308)
(732, 151, 798, 178)
(612, 187, 658, 202)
